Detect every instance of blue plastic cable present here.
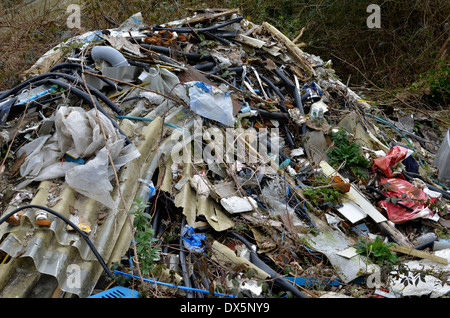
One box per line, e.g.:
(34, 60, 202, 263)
(114, 270, 238, 298)
(16, 87, 56, 105)
(116, 115, 185, 131)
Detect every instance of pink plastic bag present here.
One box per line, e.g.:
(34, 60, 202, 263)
(378, 177, 436, 224)
(372, 146, 410, 177)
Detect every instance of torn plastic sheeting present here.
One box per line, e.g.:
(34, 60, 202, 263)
(181, 225, 206, 253)
(372, 145, 412, 177)
(187, 81, 235, 127)
(139, 66, 188, 102)
(298, 213, 379, 284)
(389, 248, 450, 298)
(16, 106, 140, 208)
(378, 177, 438, 224)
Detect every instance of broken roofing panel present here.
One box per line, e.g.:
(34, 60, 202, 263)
(0, 8, 449, 298)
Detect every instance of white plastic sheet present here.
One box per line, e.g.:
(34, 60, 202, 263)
(17, 106, 140, 208)
(187, 81, 235, 127)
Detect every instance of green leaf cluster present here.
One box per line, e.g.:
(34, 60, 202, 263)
(303, 186, 344, 208)
(130, 198, 161, 277)
(327, 129, 371, 179)
(354, 236, 400, 265)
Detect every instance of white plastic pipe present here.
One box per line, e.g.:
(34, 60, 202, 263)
(91, 46, 129, 67)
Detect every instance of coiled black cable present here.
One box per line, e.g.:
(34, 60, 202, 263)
(48, 62, 123, 91)
(0, 72, 122, 114)
(0, 204, 113, 278)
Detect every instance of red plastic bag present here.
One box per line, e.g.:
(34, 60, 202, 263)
(372, 146, 411, 177)
(378, 177, 436, 224)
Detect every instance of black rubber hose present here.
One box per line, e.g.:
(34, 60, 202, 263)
(48, 62, 123, 91)
(193, 61, 216, 71)
(152, 16, 244, 34)
(274, 68, 306, 134)
(255, 109, 289, 122)
(31, 78, 131, 144)
(262, 132, 297, 169)
(0, 72, 123, 115)
(211, 29, 238, 38)
(414, 238, 437, 250)
(0, 205, 113, 278)
(260, 75, 286, 102)
(259, 75, 289, 114)
(230, 232, 307, 298)
(254, 108, 295, 147)
(137, 43, 214, 62)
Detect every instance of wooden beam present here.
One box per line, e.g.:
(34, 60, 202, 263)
(262, 22, 314, 79)
(389, 245, 449, 265)
(183, 9, 240, 25)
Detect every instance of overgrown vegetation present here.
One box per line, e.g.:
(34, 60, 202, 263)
(354, 236, 400, 266)
(129, 198, 161, 278)
(302, 175, 346, 210)
(327, 128, 371, 180)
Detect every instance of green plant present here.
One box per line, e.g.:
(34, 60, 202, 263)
(130, 198, 161, 278)
(302, 175, 345, 210)
(327, 129, 371, 180)
(303, 186, 344, 209)
(354, 236, 400, 266)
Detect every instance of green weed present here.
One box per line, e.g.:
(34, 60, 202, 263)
(354, 236, 400, 266)
(327, 129, 371, 180)
(130, 198, 161, 278)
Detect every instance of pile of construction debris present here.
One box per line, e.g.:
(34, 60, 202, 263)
(0, 9, 449, 299)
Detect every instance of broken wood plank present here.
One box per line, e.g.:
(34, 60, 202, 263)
(389, 245, 449, 265)
(319, 161, 387, 223)
(292, 27, 305, 44)
(319, 160, 414, 248)
(183, 8, 240, 25)
(378, 221, 415, 249)
(261, 22, 314, 79)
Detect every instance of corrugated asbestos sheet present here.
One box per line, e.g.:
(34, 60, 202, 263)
(0, 116, 165, 298)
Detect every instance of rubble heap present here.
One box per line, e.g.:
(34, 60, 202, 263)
(0, 9, 449, 298)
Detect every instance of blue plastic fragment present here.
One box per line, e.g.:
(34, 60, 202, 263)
(88, 286, 140, 298)
(181, 225, 206, 253)
(64, 154, 86, 165)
